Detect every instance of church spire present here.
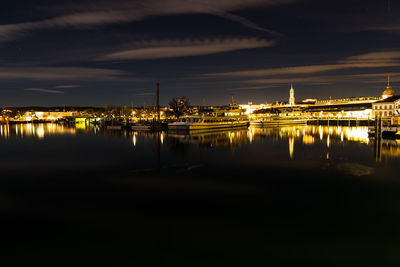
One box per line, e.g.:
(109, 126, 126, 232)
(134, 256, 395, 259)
(289, 83, 295, 106)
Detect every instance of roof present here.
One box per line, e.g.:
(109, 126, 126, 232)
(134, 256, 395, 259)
(304, 102, 372, 112)
(374, 95, 400, 103)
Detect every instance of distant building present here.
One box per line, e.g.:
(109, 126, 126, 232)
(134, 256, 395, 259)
(372, 96, 400, 117)
(315, 96, 379, 105)
(22, 111, 76, 121)
(372, 75, 400, 117)
(289, 84, 295, 106)
(239, 102, 271, 115)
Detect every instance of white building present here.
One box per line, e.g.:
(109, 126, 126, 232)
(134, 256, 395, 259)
(372, 75, 400, 117)
(372, 96, 400, 117)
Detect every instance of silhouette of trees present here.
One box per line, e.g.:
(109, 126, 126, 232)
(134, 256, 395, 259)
(169, 96, 190, 118)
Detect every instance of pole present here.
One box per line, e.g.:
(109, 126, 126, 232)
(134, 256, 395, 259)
(156, 82, 160, 123)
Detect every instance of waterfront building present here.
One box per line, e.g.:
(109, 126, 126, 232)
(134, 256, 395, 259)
(372, 75, 400, 118)
(239, 102, 271, 115)
(315, 96, 379, 106)
(22, 111, 76, 121)
(304, 102, 373, 119)
(372, 96, 400, 117)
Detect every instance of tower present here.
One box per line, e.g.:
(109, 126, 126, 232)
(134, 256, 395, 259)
(289, 83, 295, 106)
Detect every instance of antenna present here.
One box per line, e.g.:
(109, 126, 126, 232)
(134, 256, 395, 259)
(388, 73, 391, 86)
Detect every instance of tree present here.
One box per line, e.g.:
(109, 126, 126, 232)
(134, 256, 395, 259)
(169, 96, 190, 118)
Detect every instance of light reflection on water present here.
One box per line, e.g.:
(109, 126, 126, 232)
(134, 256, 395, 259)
(1, 123, 399, 162)
(1, 123, 399, 265)
(0, 123, 76, 138)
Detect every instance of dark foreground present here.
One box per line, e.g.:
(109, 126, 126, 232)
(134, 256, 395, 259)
(1, 125, 400, 266)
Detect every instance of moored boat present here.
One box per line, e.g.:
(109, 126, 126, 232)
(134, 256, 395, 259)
(368, 125, 400, 138)
(168, 115, 249, 131)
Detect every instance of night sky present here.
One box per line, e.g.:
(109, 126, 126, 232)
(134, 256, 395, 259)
(1, 0, 400, 106)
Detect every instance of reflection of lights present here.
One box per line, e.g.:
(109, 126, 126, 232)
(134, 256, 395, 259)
(248, 127, 255, 144)
(302, 135, 315, 145)
(341, 131, 344, 142)
(37, 125, 45, 139)
(327, 135, 330, 148)
(0, 123, 76, 139)
(160, 133, 164, 144)
(133, 135, 136, 146)
(289, 136, 294, 159)
(228, 132, 235, 144)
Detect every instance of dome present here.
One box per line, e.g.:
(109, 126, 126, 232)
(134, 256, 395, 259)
(382, 74, 395, 99)
(383, 85, 395, 99)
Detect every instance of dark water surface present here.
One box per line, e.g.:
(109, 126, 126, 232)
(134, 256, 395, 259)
(1, 123, 400, 266)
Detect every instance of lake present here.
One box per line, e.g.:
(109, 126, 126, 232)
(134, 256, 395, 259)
(1, 123, 400, 266)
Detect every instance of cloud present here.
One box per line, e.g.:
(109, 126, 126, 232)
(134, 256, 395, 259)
(25, 88, 64, 94)
(54, 85, 80, 89)
(245, 76, 338, 85)
(206, 50, 400, 77)
(132, 92, 155, 96)
(227, 85, 280, 91)
(98, 38, 275, 60)
(349, 72, 400, 84)
(0, 67, 129, 81)
(365, 25, 400, 33)
(0, 0, 298, 42)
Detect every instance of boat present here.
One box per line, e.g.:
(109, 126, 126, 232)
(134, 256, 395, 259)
(368, 126, 400, 139)
(250, 116, 307, 127)
(168, 115, 249, 131)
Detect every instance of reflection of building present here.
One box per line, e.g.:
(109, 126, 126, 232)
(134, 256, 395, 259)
(0, 123, 76, 139)
(167, 129, 248, 150)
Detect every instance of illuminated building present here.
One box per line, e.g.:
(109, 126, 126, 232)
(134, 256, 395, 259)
(305, 103, 373, 119)
(372, 96, 400, 117)
(372, 75, 400, 118)
(315, 96, 379, 105)
(382, 74, 395, 100)
(21, 111, 76, 121)
(239, 102, 271, 115)
(289, 84, 295, 106)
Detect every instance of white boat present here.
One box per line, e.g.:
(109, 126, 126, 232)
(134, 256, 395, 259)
(168, 115, 249, 131)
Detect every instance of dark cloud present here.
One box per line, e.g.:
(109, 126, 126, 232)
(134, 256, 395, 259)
(98, 38, 276, 60)
(25, 88, 65, 94)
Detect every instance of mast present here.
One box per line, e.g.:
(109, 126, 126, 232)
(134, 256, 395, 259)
(156, 82, 160, 122)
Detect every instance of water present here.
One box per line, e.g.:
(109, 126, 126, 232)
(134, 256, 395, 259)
(1, 123, 400, 266)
